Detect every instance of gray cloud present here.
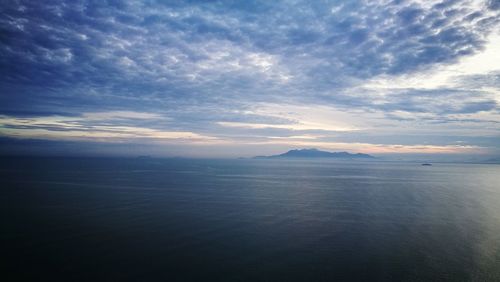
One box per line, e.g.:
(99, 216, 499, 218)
(0, 0, 499, 155)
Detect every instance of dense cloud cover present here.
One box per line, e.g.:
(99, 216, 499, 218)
(0, 0, 499, 157)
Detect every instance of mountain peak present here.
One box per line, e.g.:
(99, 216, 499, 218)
(254, 149, 375, 159)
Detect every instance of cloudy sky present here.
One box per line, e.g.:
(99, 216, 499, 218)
(0, 0, 499, 158)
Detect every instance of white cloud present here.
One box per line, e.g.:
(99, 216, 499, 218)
(82, 111, 163, 120)
(0, 113, 216, 142)
(362, 33, 500, 90)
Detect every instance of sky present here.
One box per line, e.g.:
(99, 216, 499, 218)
(0, 0, 499, 159)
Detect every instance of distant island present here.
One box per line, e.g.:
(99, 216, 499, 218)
(254, 148, 375, 159)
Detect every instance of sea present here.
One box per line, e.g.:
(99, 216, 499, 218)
(1, 157, 500, 281)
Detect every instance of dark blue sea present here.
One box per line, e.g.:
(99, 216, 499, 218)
(1, 157, 500, 281)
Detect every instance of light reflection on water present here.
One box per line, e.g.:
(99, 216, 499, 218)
(1, 157, 500, 281)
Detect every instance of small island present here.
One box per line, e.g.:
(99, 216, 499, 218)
(254, 148, 375, 159)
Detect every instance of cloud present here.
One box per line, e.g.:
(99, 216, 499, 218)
(82, 111, 163, 120)
(0, 113, 217, 142)
(0, 0, 499, 156)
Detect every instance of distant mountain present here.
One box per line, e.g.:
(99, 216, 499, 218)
(254, 148, 375, 159)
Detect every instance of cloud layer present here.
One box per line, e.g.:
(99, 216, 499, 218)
(0, 0, 499, 156)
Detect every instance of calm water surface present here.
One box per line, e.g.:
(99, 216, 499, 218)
(1, 157, 500, 281)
